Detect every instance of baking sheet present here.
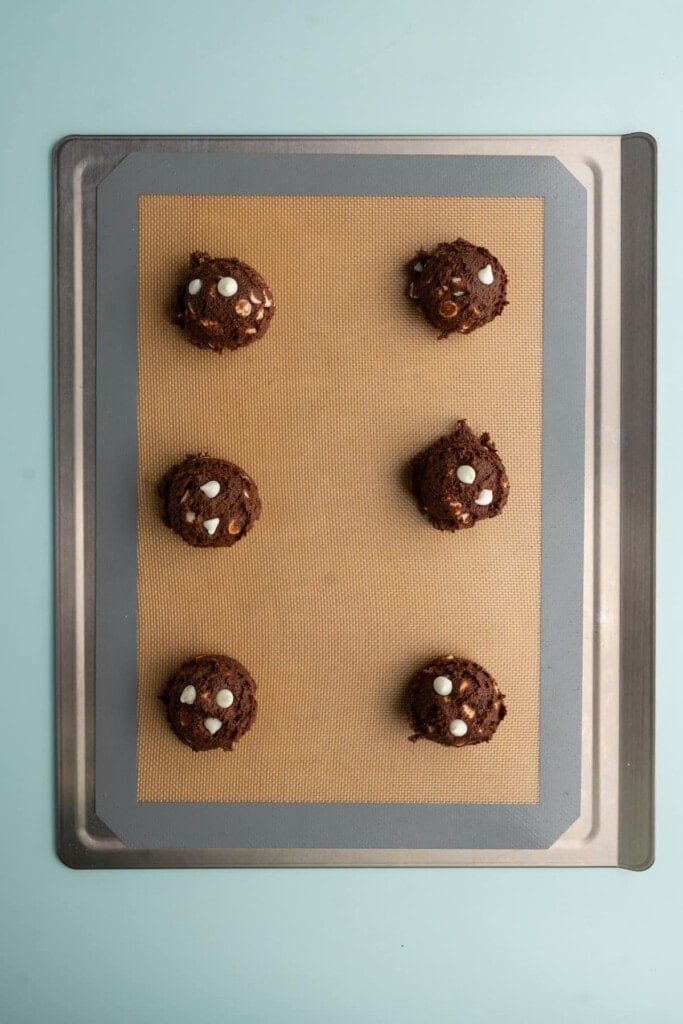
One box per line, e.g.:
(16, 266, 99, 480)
(54, 135, 656, 867)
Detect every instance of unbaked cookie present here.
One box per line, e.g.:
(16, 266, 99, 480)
(159, 454, 261, 548)
(407, 655, 506, 747)
(408, 420, 509, 531)
(172, 251, 274, 351)
(161, 654, 257, 751)
(406, 238, 507, 337)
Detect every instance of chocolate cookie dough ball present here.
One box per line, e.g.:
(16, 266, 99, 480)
(408, 420, 509, 531)
(406, 238, 507, 337)
(161, 654, 257, 752)
(159, 454, 261, 548)
(408, 656, 506, 747)
(172, 251, 274, 351)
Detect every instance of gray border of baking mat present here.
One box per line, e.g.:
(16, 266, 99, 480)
(95, 153, 586, 849)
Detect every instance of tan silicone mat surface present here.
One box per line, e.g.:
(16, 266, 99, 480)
(137, 194, 543, 803)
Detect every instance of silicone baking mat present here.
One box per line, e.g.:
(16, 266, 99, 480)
(91, 150, 586, 852)
(136, 194, 543, 804)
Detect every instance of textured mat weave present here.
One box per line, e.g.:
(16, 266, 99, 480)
(137, 194, 543, 804)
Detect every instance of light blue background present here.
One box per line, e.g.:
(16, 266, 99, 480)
(0, 1, 677, 1021)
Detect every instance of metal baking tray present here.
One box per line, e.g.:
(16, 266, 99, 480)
(54, 135, 655, 868)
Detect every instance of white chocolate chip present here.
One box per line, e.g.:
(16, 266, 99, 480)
(255, 308, 264, 321)
(235, 299, 252, 317)
(215, 688, 234, 709)
(249, 290, 262, 305)
(187, 278, 202, 295)
(203, 517, 220, 536)
(217, 276, 238, 297)
(477, 264, 494, 285)
(244, 327, 257, 335)
(203, 717, 222, 735)
(456, 464, 476, 485)
(474, 489, 493, 506)
(179, 685, 196, 704)
(263, 294, 272, 308)
(200, 480, 220, 499)
(453, 290, 465, 296)
(414, 262, 423, 273)
(449, 719, 468, 737)
(433, 675, 453, 696)
(185, 511, 196, 523)
(460, 703, 475, 720)
(451, 277, 462, 284)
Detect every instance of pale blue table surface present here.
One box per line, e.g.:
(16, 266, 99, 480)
(1, 2, 678, 1021)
